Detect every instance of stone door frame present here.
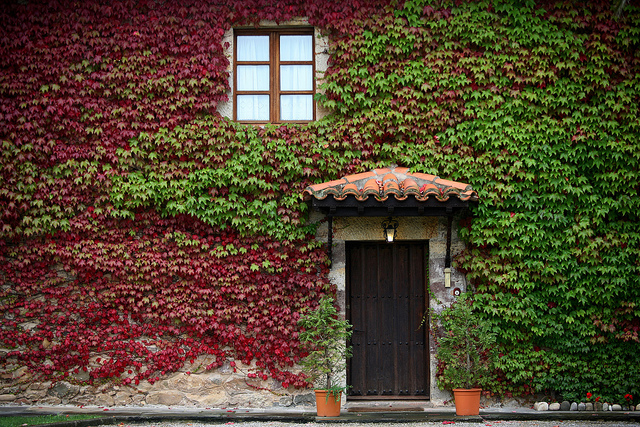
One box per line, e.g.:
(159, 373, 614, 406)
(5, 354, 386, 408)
(310, 212, 468, 404)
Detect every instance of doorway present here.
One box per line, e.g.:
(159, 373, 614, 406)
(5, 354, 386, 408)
(346, 241, 429, 399)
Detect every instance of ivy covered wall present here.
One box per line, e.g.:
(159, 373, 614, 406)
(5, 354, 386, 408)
(1, 0, 639, 405)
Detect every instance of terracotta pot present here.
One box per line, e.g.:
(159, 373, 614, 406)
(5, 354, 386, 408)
(453, 388, 482, 416)
(314, 389, 342, 417)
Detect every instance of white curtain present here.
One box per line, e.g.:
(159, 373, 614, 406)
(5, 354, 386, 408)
(237, 36, 270, 120)
(280, 65, 313, 91)
(237, 95, 270, 121)
(281, 95, 313, 121)
(237, 65, 270, 91)
(280, 35, 312, 61)
(237, 35, 269, 61)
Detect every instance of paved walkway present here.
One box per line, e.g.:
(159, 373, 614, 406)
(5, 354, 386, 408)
(1, 404, 640, 425)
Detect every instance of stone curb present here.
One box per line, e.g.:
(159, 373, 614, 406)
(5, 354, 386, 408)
(3, 408, 640, 424)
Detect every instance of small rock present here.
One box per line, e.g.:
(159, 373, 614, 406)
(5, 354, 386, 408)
(146, 391, 183, 406)
(218, 360, 234, 374)
(277, 395, 294, 407)
(534, 402, 549, 411)
(0, 394, 16, 402)
(549, 402, 560, 411)
(560, 401, 571, 411)
(570, 402, 578, 411)
(578, 402, 586, 411)
(39, 396, 62, 405)
(603, 403, 609, 411)
(132, 394, 146, 405)
(113, 392, 132, 406)
(612, 404, 622, 411)
(12, 366, 29, 379)
(293, 392, 315, 406)
(636, 403, 640, 411)
(94, 393, 115, 407)
(48, 381, 79, 399)
(585, 402, 593, 411)
(595, 402, 603, 411)
(72, 370, 90, 382)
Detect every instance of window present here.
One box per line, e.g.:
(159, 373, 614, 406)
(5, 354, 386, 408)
(234, 29, 315, 123)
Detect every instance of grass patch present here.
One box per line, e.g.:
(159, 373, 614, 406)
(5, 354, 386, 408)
(0, 415, 104, 427)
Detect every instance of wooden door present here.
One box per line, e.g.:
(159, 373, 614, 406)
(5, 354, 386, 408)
(346, 242, 429, 399)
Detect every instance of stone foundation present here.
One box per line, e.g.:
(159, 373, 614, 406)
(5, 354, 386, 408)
(0, 357, 315, 408)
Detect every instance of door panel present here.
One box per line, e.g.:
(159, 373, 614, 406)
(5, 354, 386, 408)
(347, 242, 428, 399)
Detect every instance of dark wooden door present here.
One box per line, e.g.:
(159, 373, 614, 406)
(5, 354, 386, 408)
(346, 242, 428, 399)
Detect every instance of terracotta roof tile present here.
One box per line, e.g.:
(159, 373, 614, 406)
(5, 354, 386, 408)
(303, 166, 478, 203)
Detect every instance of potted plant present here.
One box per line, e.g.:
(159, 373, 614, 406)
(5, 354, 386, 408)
(298, 295, 353, 417)
(432, 292, 497, 416)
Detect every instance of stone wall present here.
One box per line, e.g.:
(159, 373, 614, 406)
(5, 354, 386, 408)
(0, 358, 315, 408)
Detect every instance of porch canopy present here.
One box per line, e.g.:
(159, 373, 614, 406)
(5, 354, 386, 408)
(302, 166, 478, 217)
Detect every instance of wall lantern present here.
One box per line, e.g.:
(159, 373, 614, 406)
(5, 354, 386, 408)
(382, 217, 399, 243)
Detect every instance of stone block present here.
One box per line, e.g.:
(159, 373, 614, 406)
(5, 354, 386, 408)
(39, 396, 62, 405)
(549, 402, 560, 411)
(95, 393, 115, 407)
(135, 380, 154, 393)
(72, 370, 90, 383)
(534, 402, 549, 411)
(204, 375, 224, 387)
(293, 392, 315, 406)
(277, 395, 294, 407)
(132, 394, 146, 405)
(28, 381, 51, 391)
(146, 391, 184, 406)
(0, 394, 16, 402)
(218, 360, 234, 374)
(185, 389, 227, 407)
(48, 381, 79, 399)
(114, 392, 132, 406)
(12, 366, 29, 379)
(24, 389, 48, 400)
(166, 372, 205, 392)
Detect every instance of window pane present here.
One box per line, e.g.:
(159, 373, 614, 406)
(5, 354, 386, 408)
(280, 95, 313, 121)
(237, 65, 270, 91)
(237, 35, 269, 61)
(280, 65, 313, 91)
(237, 95, 269, 121)
(280, 35, 312, 61)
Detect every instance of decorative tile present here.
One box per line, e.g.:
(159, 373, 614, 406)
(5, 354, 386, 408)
(303, 166, 478, 202)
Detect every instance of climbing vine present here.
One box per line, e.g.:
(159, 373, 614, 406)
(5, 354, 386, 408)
(1, 0, 639, 404)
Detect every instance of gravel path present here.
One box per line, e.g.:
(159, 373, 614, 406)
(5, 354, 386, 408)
(105, 421, 640, 427)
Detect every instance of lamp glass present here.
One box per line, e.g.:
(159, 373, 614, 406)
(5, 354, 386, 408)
(385, 227, 395, 243)
(382, 217, 398, 243)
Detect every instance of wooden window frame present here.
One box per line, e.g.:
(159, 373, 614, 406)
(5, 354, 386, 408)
(234, 28, 315, 124)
